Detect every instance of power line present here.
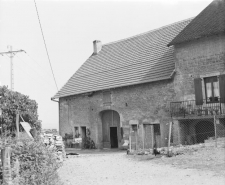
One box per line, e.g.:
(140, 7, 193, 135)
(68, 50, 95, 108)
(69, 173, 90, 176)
(14, 61, 56, 93)
(1, 54, 55, 92)
(23, 52, 53, 79)
(15, 55, 56, 88)
(33, 0, 59, 92)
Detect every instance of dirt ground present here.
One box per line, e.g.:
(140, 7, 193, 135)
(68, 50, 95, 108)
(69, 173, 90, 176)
(129, 145, 225, 176)
(58, 146, 225, 185)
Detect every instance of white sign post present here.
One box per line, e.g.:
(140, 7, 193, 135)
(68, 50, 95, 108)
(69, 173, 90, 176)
(20, 122, 33, 139)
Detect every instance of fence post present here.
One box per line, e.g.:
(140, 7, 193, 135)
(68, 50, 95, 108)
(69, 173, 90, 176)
(129, 134, 131, 152)
(214, 115, 217, 147)
(142, 124, 144, 150)
(16, 113, 20, 139)
(129, 126, 132, 152)
(135, 132, 138, 151)
(1, 146, 12, 185)
(167, 121, 172, 157)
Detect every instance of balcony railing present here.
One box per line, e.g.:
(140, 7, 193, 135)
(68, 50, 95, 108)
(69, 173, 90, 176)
(170, 98, 224, 118)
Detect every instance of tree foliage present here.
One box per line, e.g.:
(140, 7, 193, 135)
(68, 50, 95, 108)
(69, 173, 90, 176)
(0, 86, 41, 132)
(10, 137, 63, 185)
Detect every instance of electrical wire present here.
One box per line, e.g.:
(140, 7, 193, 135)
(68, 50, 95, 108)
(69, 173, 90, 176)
(14, 61, 56, 93)
(33, 0, 59, 92)
(23, 52, 53, 79)
(15, 54, 55, 88)
(1, 54, 55, 92)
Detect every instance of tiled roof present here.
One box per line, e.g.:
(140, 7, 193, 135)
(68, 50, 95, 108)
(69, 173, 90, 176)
(52, 19, 192, 99)
(168, 0, 225, 46)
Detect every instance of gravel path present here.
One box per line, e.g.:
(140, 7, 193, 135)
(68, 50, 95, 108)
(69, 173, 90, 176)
(58, 152, 225, 185)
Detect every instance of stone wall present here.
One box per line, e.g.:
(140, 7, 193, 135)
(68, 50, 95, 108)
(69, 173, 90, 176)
(59, 35, 225, 149)
(59, 79, 175, 149)
(174, 35, 225, 101)
(171, 35, 225, 145)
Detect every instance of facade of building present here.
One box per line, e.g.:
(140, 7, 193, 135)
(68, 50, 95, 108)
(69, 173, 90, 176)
(52, 0, 225, 149)
(168, 0, 225, 145)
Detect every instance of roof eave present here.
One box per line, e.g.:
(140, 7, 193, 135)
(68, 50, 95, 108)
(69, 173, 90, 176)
(168, 31, 225, 47)
(52, 75, 174, 100)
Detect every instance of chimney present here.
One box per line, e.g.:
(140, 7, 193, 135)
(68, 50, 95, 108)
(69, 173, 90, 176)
(93, 40, 102, 54)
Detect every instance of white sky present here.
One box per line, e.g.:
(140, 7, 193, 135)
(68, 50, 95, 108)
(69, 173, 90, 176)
(0, 0, 212, 130)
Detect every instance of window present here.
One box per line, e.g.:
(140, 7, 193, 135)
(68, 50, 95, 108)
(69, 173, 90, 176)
(74, 127, 80, 138)
(153, 124, 160, 135)
(103, 91, 111, 104)
(204, 76, 219, 103)
(194, 74, 225, 105)
(131, 124, 138, 132)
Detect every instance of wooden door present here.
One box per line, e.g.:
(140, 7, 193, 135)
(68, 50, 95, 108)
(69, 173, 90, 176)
(143, 124, 152, 149)
(102, 110, 120, 148)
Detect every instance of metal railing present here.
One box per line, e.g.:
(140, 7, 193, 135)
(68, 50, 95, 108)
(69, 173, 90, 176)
(170, 99, 224, 118)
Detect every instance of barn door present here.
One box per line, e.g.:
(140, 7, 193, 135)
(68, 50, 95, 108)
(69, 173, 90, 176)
(102, 110, 120, 148)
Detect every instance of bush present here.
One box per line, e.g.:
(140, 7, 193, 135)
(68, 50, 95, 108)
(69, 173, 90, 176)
(6, 137, 63, 185)
(0, 86, 41, 133)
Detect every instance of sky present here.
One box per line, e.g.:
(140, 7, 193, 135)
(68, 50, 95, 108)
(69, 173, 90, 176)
(0, 0, 212, 130)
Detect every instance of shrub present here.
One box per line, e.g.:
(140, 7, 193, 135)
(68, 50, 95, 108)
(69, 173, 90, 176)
(7, 137, 63, 185)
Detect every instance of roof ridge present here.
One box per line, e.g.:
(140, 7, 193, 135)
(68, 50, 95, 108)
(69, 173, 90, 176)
(103, 17, 194, 47)
(168, 0, 225, 46)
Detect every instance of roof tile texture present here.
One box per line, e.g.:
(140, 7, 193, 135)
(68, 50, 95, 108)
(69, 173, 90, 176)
(169, 0, 225, 46)
(53, 19, 192, 99)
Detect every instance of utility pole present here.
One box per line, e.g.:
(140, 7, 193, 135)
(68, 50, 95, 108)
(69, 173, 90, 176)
(0, 46, 25, 91)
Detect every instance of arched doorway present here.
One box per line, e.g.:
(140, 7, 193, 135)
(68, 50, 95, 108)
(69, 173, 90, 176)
(195, 120, 214, 143)
(101, 110, 120, 148)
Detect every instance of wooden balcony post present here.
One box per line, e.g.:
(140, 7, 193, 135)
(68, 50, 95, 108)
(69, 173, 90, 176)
(214, 115, 217, 147)
(167, 121, 173, 157)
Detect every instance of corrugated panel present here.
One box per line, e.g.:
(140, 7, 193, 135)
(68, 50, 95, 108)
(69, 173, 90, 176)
(53, 18, 192, 99)
(168, 0, 225, 46)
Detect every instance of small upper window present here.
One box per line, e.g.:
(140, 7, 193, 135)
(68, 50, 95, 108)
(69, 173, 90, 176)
(204, 76, 219, 103)
(103, 91, 111, 104)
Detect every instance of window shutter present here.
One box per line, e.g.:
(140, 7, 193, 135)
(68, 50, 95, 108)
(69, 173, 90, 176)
(194, 78, 203, 105)
(219, 74, 225, 103)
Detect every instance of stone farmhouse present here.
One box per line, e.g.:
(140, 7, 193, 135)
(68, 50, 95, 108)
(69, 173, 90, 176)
(52, 0, 225, 149)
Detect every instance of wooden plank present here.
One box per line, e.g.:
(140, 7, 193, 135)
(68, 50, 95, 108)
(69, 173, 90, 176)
(142, 125, 144, 150)
(16, 113, 19, 139)
(167, 122, 172, 156)
(219, 74, 225, 103)
(214, 115, 217, 147)
(194, 78, 203, 105)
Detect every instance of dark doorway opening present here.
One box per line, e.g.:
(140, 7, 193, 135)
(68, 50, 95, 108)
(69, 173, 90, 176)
(81, 127, 86, 138)
(195, 121, 214, 143)
(81, 127, 86, 148)
(110, 127, 118, 148)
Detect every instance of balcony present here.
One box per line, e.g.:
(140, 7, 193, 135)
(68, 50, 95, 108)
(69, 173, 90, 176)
(170, 98, 225, 118)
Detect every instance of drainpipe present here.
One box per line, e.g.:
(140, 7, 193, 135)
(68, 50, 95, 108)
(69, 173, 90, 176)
(51, 97, 59, 102)
(169, 69, 176, 78)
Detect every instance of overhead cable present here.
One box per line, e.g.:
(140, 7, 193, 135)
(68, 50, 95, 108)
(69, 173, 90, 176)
(33, 0, 59, 91)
